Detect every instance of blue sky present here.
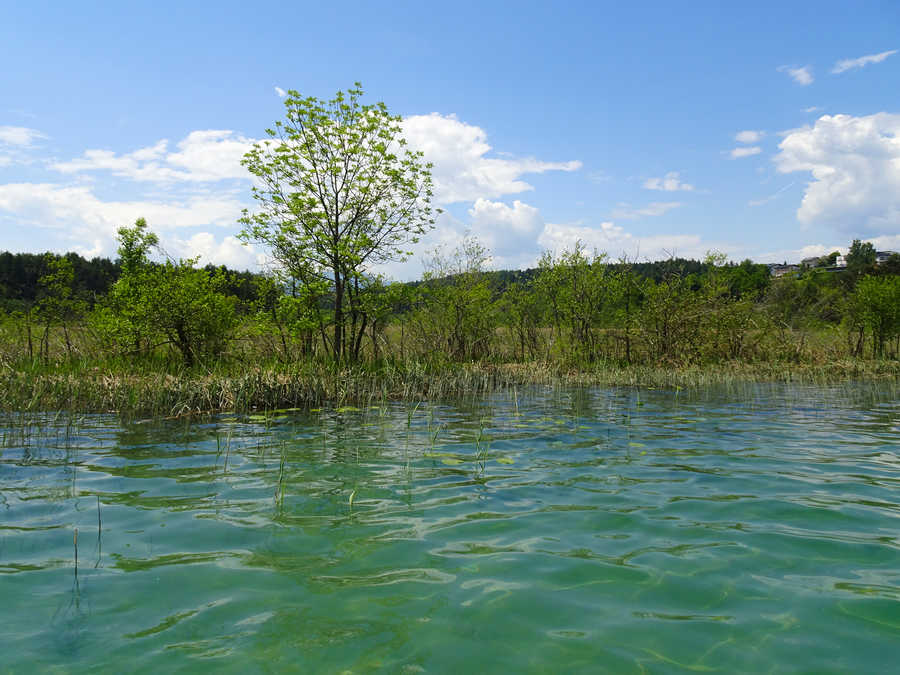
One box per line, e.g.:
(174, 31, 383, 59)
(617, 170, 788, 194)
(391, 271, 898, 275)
(2, 0, 899, 277)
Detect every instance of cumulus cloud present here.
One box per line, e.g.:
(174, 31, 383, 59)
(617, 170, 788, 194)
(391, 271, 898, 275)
(610, 201, 681, 219)
(167, 232, 260, 269)
(51, 130, 255, 182)
(3, 112, 587, 274)
(165, 130, 256, 181)
(778, 65, 814, 86)
(832, 49, 897, 74)
(538, 221, 719, 261)
(0, 126, 47, 147)
(467, 198, 544, 260)
(0, 182, 248, 263)
(643, 171, 694, 192)
(401, 113, 581, 203)
(730, 146, 762, 159)
(274, 86, 287, 98)
(774, 112, 900, 233)
(735, 130, 765, 144)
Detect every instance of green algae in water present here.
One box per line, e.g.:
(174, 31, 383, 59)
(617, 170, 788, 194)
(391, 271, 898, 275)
(1, 383, 899, 672)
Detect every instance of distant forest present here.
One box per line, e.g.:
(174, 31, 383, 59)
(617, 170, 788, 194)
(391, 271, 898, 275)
(0, 249, 766, 314)
(0, 251, 261, 312)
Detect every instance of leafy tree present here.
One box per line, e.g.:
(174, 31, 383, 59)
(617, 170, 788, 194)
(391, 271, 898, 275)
(535, 243, 613, 364)
(247, 274, 320, 362)
(147, 261, 237, 366)
(877, 253, 900, 277)
(412, 236, 496, 362)
(497, 280, 543, 361)
(697, 253, 761, 361)
(101, 218, 159, 354)
(118, 217, 158, 276)
(850, 276, 900, 357)
(97, 219, 237, 367)
(846, 239, 876, 277)
(637, 270, 700, 364)
(36, 254, 87, 360)
(240, 83, 438, 362)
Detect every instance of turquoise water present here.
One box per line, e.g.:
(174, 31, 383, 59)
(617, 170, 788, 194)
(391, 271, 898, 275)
(1, 383, 899, 672)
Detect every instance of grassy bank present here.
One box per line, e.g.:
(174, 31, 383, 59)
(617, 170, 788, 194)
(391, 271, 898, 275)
(2, 359, 898, 418)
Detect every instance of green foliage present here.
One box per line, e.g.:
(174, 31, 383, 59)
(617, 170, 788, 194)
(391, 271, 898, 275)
(849, 276, 900, 357)
(412, 236, 496, 362)
(695, 253, 762, 361)
(846, 239, 877, 279)
(117, 217, 158, 276)
(96, 219, 237, 367)
(4, 224, 900, 375)
(147, 261, 238, 366)
(637, 272, 700, 363)
(497, 280, 543, 361)
(240, 82, 438, 362)
(722, 259, 771, 300)
(535, 243, 615, 364)
(36, 254, 87, 359)
(247, 273, 323, 362)
(0, 250, 119, 312)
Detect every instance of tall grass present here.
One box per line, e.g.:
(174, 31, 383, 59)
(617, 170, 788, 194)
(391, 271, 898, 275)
(1, 357, 897, 417)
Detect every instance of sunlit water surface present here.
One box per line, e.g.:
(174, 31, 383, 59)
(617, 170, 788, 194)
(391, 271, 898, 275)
(1, 383, 899, 672)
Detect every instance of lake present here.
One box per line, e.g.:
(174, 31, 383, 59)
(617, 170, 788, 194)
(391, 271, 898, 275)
(1, 383, 899, 672)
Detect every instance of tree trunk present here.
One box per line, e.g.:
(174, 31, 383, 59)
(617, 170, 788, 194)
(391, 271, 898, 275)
(333, 271, 344, 362)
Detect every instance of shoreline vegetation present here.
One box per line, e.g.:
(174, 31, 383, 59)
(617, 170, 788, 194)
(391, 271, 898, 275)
(2, 225, 898, 418)
(2, 360, 898, 418)
(2, 230, 898, 418)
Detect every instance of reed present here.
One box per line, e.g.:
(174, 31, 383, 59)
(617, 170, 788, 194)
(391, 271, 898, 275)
(0, 358, 897, 416)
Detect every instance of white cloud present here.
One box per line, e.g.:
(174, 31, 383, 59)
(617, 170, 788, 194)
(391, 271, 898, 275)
(775, 112, 900, 233)
(0, 156, 11, 168)
(51, 130, 255, 182)
(643, 171, 694, 192)
(610, 201, 681, 219)
(0, 182, 247, 262)
(730, 146, 762, 159)
(755, 243, 846, 264)
(467, 198, 544, 259)
(804, 106, 821, 113)
(165, 130, 256, 181)
(275, 86, 287, 98)
(538, 221, 721, 261)
(3, 113, 587, 274)
(864, 233, 900, 252)
(0, 126, 47, 147)
(130, 139, 168, 161)
(401, 113, 581, 204)
(778, 65, 814, 86)
(831, 49, 897, 74)
(167, 232, 260, 269)
(735, 130, 765, 144)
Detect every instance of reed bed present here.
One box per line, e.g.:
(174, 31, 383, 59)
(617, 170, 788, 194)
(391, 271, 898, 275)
(1, 359, 897, 417)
